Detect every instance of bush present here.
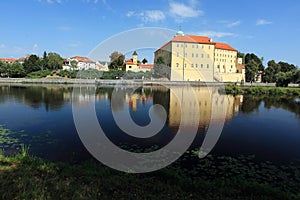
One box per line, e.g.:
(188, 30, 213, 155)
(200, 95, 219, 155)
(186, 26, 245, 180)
(26, 70, 52, 78)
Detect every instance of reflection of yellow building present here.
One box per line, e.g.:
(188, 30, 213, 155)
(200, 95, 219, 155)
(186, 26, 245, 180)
(125, 92, 151, 112)
(168, 87, 243, 128)
(154, 30, 245, 82)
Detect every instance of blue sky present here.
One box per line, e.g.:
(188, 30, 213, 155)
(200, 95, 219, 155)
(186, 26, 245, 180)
(0, 0, 299, 66)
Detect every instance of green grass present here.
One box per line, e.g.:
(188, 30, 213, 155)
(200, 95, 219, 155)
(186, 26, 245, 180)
(223, 84, 300, 96)
(26, 70, 52, 78)
(0, 152, 299, 199)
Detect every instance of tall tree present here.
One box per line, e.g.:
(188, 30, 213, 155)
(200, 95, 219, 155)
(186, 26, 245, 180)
(70, 60, 78, 69)
(108, 51, 124, 70)
(245, 60, 259, 82)
(0, 61, 8, 77)
(9, 62, 26, 78)
(278, 61, 296, 73)
(142, 58, 148, 64)
(47, 52, 63, 70)
(23, 54, 40, 73)
(154, 56, 170, 79)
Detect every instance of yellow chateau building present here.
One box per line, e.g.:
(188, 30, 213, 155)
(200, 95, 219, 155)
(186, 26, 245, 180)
(154, 30, 245, 82)
(125, 51, 154, 73)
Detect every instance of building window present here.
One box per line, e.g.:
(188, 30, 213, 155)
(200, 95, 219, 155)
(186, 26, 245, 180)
(196, 64, 198, 68)
(177, 44, 179, 47)
(191, 64, 194, 68)
(192, 53, 194, 58)
(202, 45, 204, 49)
(201, 64, 203, 68)
(196, 54, 198, 58)
(207, 64, 209, 68)
(196, 44, 198, 48)
(185, 44, 187, 48)
(207, 54, 210, 58)
(184, 64, 187, 68)
(192, 44, 194, 48)
(176, 63, 179, 67)
(129, 66, 132, 68)
(176, 52, 179, 57)
(208, 46, 211, 49)
(201, 54, 204, 58)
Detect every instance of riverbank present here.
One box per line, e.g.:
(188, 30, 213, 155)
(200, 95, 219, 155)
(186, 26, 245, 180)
(0, 151, 299, 199)
(1, 78, 299, 87)
(224, 84, 300, 96)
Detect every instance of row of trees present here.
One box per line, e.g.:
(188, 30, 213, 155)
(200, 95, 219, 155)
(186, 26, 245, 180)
(239, 52, 299, 86)
(0, 51, 64, 78)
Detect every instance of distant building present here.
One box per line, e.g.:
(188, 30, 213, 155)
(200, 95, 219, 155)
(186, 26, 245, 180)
(154, 30, 245, 82)
(70, 56, 97, 70)
(125, 51, 154, 73)
(0, 58, 16, 64)
(96, 62, 109, 71)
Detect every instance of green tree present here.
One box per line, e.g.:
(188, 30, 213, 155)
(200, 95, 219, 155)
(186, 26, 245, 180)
(275, 72, 291, 87)
(108, 51, 125, 70)
(41, 51, 48, 70)
(47, 52, 63, 70)
(237, 52, 245, 64)
(278, 61, 296, 73)
(70, 60, 78, 69)
(264, 60, 281, 83)
(245, 60, 259, 82)
(154, 56, 170, 79)
(142, 58, 148, 64)
(292, 69, 300, 83)
(244, 53, 264, 82)
(23, 54, 40, 73)
(0, 61, 8, 77)
(9, 62, 26, 78)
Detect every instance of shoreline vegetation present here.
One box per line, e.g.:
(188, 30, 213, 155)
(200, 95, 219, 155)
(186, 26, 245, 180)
(0, 77, 299, 87)
(224, 84, 300, 96)
(0, 149, 300, 199)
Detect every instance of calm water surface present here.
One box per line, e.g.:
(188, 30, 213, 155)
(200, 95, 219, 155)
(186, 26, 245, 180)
(0, 84, 299, 164)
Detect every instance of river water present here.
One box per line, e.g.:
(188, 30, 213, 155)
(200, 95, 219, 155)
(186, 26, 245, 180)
(0, 84, 299, 165)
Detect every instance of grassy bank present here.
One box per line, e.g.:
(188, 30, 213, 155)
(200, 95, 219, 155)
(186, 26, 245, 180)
(224, 84, 300, 96)
(0, 151, 299, 200)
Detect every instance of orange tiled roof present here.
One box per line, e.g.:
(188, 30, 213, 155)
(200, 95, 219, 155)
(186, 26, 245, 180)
(125, 59, 134, 65)
(139, 64, 154, 69)
(72, 56, 94, 63)
(0, 58, 16, 63)
(172, 35, 212, 44)
(214, 42, 237, 51)
(155, 35, 237, 52)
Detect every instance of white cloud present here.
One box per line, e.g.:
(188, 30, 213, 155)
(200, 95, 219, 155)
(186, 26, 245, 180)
(197, 31, 237, 38)
(126, 11, 135, 17)
(126, 10, 165, 23)
(256, 19, 273, 25)
(169, 1, 204, 18)
(0, 44, 5, 48)
(227, 20, 241, 28)
(144, 10, 165, 22)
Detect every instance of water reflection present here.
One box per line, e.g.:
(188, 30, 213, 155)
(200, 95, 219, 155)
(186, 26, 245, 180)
(0, 84, 300, 163)
(0, 85, 70, 111)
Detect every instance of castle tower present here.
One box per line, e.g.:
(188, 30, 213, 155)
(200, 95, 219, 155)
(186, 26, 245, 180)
(132, 51, 138, 65)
